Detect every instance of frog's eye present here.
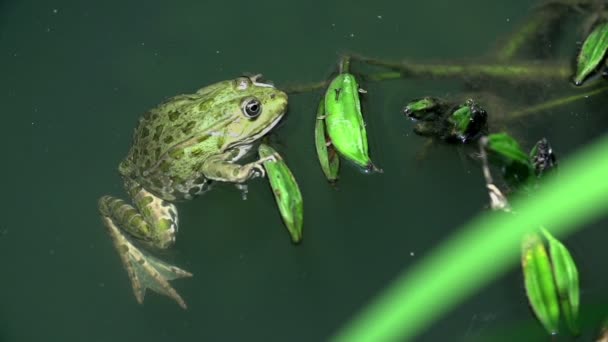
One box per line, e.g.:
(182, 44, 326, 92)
(242, 98, 262, 119)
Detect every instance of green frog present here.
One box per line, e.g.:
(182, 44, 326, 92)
(98, 75, 288, 309)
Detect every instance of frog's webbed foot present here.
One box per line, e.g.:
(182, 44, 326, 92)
(103, 216, 192, 309)
(99, 188, 191, 309)
(248, 154, 278, 179)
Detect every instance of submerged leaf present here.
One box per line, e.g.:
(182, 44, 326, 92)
(486, 133, 533, 187)
(522, 233, 561, 335)
(403, 97, 441, 120)
(573, 21, 608, 86)
(314, 98, 340, 182)
(444, 99, 487, 143)
(259, 144, 304, 243)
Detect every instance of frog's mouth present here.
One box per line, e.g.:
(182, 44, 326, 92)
(229, 111, 285, 149)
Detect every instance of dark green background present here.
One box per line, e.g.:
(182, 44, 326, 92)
(4, 0, 607, 341)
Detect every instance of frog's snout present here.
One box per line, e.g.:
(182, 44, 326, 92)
(276, 91, 289, 112)
(273, 90, 288, 103)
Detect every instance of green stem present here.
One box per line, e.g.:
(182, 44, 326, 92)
(282, 59, 571, 94)
(340, 55, 351, 73)
(509, 85, 608, 119)
(282, 72, 402, 94)
(354, 55, 571, 81)
(282, 80, 331, 94)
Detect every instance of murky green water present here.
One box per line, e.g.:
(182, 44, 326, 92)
(4, 0, 607, 341)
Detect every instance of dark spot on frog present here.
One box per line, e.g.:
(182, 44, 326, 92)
(188, 186, 201, 196)
(159, 160, 171, 172)
(182, 121, 196, 135)
(153, 125, 164, 141)
(151, 177, 164, 190)
(140, 127, 150, 139)
(132, 147, 140, 158)
(168, 111, 181, 122)
(164, 135, 174, 144)
(190, 148, 203, 157)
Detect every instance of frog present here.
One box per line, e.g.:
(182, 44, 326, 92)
(98, 75, 288, 309)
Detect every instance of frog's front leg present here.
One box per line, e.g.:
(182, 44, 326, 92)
(98, 179, 192, 309)
(201, 150, 276, 183)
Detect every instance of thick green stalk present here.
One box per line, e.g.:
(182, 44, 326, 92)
(332, 134, 608, 342)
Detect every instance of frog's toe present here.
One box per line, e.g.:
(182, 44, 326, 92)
(250, 163, 267, 179)
(104, 217, 192, 309)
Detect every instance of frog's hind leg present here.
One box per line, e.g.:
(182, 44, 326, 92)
(98, 180, 192, 309)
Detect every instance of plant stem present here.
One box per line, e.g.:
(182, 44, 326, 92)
(339, 55, 351, 73)
(353, 55, 571, 81)
(509, 85, 608, 119)
(282, 80, 331, 94)
(282, 59, 571, 94)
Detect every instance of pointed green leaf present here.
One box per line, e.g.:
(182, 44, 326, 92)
(259, 144, 304, 243)
(540, 227, 580, 335)
(487, 133, 531, 166)
(324, 73, 380, 172)
(573, 21, 608, 86)
(486, 133, 533, 187)
(521, 233, 560, 335)
(314, 98, 340, 182)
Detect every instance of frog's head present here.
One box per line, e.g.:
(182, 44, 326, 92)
(216, 75, 288, 149)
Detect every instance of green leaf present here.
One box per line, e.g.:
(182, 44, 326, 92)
(486, 133, 533, 187)
(573, 21, 608, 86)
(324, 73, 380, 172)
(314, 98, 340, 182)
(259, 144, 304, 243)
(521, 232, 561, 335)
(487, 133, 531, 166)
(541, 227, 580, 335)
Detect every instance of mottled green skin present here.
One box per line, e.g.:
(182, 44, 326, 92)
(98, 76, 288, 309)
(119, 76, 288, 201)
